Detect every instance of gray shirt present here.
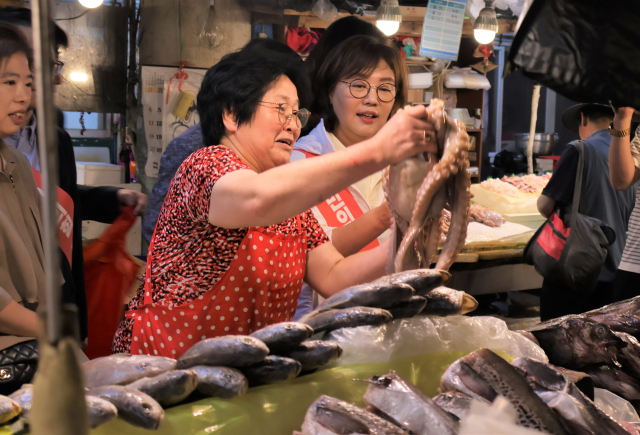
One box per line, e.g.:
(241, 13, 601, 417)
(142, 123, 205, 243)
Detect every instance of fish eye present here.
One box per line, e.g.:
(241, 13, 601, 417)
(594, 325, 607, 337)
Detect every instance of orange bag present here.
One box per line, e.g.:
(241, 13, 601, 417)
(84, 206, 140, 359)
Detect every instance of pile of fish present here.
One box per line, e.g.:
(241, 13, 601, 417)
(298, 348, 639, 435)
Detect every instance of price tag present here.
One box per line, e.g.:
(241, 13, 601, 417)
(419, 0, 468, 61)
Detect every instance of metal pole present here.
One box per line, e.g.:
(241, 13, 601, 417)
(31, 0, 62, 344)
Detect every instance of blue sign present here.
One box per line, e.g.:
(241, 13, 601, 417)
(420, 0, 468, 61)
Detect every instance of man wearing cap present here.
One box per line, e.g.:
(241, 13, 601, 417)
(609, 107, 640, 301)
(537, 103, 637, 320)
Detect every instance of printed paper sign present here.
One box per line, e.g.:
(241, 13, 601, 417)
(420, 0, 468, 61)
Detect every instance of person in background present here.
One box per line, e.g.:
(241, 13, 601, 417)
(291, 35, 409, 319)
(537, 103, 637, 320)
(0, 7, 147, 346)
(608, 107, 640, 301)
(141, 38, 310, 244)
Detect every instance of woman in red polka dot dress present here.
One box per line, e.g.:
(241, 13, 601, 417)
(112, 41, 438, 358)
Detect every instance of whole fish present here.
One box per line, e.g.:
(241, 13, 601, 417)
(240, 355, 301, 387)
(0, 395, 21, 424)
(585, 296, 640, 336)
(585, 364, 640, 401)
(421, 287, 478, 316)
(280, 341, 343, 372)
(9, 385, 32, 417)
(88, 385, 164, 430)
(440, 358, 498, 402)
(249, 322, 313, 353)
(373, 269, 449, 296)
(176, 335, 269, 369)
(614, 331, 640, 378)
(363, 370, 459, 435)
(190, 366, 248, 398)
(526, 315, 626, 369)
(432, 391, 490, 421)
(512, 357, 595, 401)
(301, 395, 406, 435)
(462, 349, 568, 434)
(316, 282, 414, 312)
(303, 307, 393, 334)
(127, 369, 197, 407)
(387, 296, 428, 319)
(85, 395, 118, 429)
(83, 354, 177, 388)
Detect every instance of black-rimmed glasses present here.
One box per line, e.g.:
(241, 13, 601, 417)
(340, 79, 397, 103)
(259, 101, 310, 128)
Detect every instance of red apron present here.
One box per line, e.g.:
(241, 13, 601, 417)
(127, 219, 307, 358)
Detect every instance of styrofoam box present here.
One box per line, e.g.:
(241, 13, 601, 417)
(76, 162, 124, 186)
(408, 65, 433, 89)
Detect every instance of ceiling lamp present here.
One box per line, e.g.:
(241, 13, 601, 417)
(79, 0, 103, 8)
(474, 0, 498, 44)
(376, 0, 402, 36)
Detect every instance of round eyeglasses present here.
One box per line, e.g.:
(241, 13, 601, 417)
(259, 101, 310, 129)
(340, 79, 397, 103)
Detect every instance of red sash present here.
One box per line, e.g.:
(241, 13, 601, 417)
(31, 168, 74, 266)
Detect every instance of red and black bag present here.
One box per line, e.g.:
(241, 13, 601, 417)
(524, 142, 615, 292)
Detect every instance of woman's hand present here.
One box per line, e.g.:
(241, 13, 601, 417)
(375, 201, 393, 231)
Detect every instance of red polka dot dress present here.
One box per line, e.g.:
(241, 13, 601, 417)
(112, 146, 328, 357)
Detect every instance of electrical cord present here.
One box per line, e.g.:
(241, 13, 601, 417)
(55, 10, 90, 21)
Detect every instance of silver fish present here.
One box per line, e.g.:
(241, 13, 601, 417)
(462, 349, 568, 434)
(614, 331, 640, 379)
(304, 307, 393, 334)
(387, 296, 428, 319)
(0, 395, 21, 424)
(585, 296, 640, 336)
(249, 322, 314, 353)
(373, 269, 449, 296)
(301, 395, 406, 435)
(432, 391, 490, 421)
(364, 370, 458, 435)
(9, 385, 32, 417)
(421, 286, 478, 316)
(190, 366, 248, 398)
(280, 341, 343, 372)
(440, 359, 498, 402)
(88, 385, 164, 430)
(176, 335, 269, 369)
(83, 354, 177, 388)
(316, 282, 415, 313)
(85, 395, 118, 429)
(127, 369, 198, 407)
(526, 315, 626, 369)
(240, 355, 301, 387)
(585, 364, 640, 401)
(512, 357, 594, 400)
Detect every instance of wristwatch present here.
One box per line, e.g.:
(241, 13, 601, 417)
(609, 122, 631, 137)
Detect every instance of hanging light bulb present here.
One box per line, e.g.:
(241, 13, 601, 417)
(376, 0, 402, 36)
(474, 0, 498, 44)
(199, 0, 224, 49)
(79, 0, 103, 8)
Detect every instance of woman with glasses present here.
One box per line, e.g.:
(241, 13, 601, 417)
(112, 41, 436, 357)
(292, 35, 416, 318)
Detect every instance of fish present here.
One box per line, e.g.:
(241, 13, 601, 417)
(127, 369, 198, 407)
(432, 391, 490, 421)
(303, 307, 393, 334)
(0, 395, 21, 424)
(512, 357, 595, 401)
(585, 296, 640, 336)
(316, 282, 415, 312)
(83, 354, 177, 388)
(440, 359, 498, 402)
(280, 341, 343, 372)
(176, 335, 269, 369)
(301, 395, 406, 435)
(85, 395, 119, 429)
(421, 287, 478, 316)
(363, 370, 459, 435)
(249, 322, 314, 353)
(526, 315, 626, 369)
(9, 385, 33, 417)
(373, 269, 449, 296)
(554, 367, 595, 401)
(190, 366, 248, 398)
(584, 364, 640, 402)
(387, 296, 428, 319)
(614, 332, 640, 379)
(87, 385, 164, 430)
(461, 349, 568, 434)
(240, 355, 301, 387)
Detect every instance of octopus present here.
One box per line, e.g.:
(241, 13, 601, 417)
(383, 99, 471, 273)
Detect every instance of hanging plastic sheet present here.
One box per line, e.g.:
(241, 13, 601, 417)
(508, 0, 640, 109)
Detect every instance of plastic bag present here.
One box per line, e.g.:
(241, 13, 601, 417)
(460, 396, 546, 435)
(325, 315, 548, 367)
(84, 207, 140, 359)
(312, 0, 340, 22)
(593, 388, 640, 423)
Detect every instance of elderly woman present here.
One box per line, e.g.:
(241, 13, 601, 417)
(292, 35, 409, 318)
(112, 42, 436, 357)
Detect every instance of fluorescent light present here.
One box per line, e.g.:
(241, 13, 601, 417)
(70, 72, 88, 82)
(376, 20, 401, 36)
(376, 0, 402, 36)
(79, 0, 103, 8)
(474, 29, 496, 44)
